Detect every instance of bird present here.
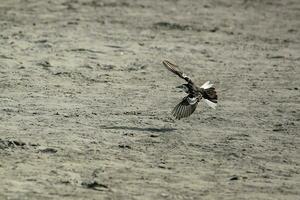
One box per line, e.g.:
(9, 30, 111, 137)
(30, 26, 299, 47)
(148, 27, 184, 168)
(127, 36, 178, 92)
(162, 60, 217, 120)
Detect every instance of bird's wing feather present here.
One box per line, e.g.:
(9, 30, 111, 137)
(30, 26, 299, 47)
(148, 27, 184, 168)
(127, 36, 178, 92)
(162, 60, 193, 83)
(172, 96, 198, 120)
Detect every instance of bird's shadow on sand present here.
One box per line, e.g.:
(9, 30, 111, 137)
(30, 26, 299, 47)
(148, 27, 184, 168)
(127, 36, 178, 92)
(101, 126, 176, 133)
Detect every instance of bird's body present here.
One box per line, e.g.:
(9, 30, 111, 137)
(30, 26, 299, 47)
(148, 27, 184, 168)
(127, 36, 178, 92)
(162, 60, 217, 119)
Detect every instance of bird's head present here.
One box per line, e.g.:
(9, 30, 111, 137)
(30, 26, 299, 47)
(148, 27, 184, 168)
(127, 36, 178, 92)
(176, 84, 189, 93)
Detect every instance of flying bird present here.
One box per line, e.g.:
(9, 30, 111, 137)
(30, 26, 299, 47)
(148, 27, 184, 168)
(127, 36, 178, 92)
(162, 60, 217, 120)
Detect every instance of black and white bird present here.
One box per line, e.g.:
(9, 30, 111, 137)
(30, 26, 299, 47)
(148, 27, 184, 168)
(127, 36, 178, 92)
(162, 60, 217, 120)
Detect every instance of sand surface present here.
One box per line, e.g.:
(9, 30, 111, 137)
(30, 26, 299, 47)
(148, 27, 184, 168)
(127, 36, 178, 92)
(0, 0, 299, 199)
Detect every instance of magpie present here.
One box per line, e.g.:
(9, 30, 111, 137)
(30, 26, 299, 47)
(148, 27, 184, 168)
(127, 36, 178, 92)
(162, 60, 217, 120)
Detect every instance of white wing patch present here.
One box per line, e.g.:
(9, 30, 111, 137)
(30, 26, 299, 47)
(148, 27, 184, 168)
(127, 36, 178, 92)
(200, 81, 213, 89)
(187, 97, 198, 105)
(182, 73, 188, 78)
(203, 99, 217, 109)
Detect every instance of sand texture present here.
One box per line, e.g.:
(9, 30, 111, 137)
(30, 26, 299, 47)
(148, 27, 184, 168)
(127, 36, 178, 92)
(0, 0, 299, 199)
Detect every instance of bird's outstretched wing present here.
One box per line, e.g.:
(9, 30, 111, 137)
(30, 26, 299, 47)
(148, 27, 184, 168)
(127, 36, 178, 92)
(162, 60, 193, 83)
(172, 96, 199, 120)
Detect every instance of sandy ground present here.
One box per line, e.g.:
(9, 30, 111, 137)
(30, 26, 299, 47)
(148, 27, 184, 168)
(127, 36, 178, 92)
(0, 0, 300, 199)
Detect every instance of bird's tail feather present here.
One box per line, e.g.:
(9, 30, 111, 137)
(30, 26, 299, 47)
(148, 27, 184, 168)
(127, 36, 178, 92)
(203, 99, 217, 109)
(202, 86, 218, 109)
